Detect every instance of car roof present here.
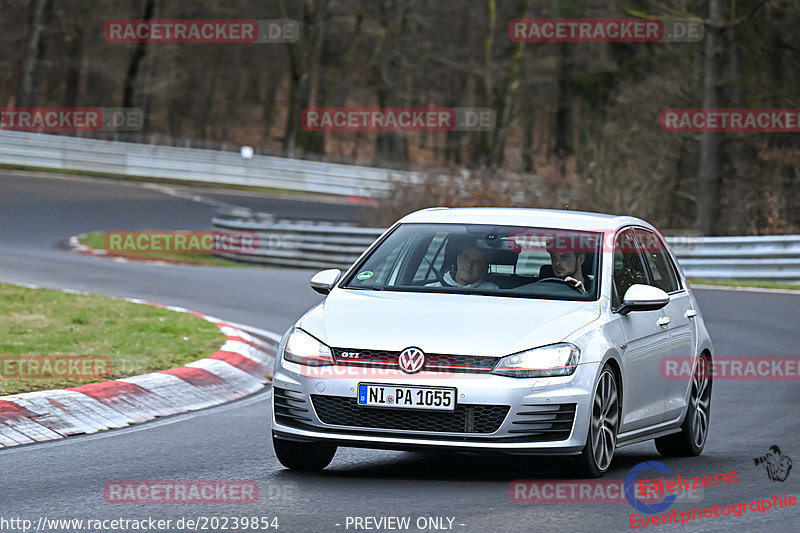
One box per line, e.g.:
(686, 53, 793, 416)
(397, 207, 657, 233)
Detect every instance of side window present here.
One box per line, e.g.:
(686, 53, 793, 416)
(612, 229, 648, 307)
(633, 229, 680, 293)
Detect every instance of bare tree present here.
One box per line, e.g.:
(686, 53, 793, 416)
(695, 0, 722, 235)
(476, 0, 528, 167)
(17, 0, 50, 107)
(122, 0, 156, 110)
(277, 0, 325, 156)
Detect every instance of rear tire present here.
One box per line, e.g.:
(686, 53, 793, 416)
(272, 435, 337, 470)
(573, 367, 619, 478)
(655, 354, 711, 457)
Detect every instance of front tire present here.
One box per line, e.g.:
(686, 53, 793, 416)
(573, 367, 619, 478)
(655, 354, 711, 456)
(272, 435, 337, 470)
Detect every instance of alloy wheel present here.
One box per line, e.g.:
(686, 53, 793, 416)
(691, 357, 711, 448)
(591, 370, 619, 471)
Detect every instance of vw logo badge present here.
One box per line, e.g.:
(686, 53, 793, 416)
(398, 347, 425, 374)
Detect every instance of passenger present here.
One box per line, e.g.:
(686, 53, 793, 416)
(427, 242, 499, 290)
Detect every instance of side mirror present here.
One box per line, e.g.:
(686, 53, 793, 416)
(310, 269, 342, 295)
(617, 284, 669, 315)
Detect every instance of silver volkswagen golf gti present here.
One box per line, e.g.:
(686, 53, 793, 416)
(271, 208, 713, 477)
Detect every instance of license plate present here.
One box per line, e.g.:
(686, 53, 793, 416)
(357, 384, 456, 411)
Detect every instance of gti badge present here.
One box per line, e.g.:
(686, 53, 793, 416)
(398, 347, 425, 374)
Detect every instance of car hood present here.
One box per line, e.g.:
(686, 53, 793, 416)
(297, 289, 602, 357)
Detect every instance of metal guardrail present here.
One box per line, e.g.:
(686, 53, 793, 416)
(667, 235, 800, 280)
(213, 215, 384, 270)
(0, 130, 416, 197)
(211, 217, 800, 281)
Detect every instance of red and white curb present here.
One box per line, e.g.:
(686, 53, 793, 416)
(0, 289, 279, 448)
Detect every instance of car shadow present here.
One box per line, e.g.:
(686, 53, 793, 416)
(273, 446, 664, 482)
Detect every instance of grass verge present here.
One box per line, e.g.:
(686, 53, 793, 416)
(0, 283, 227, 396)
(78, 232, 252, 267)
(688, 278, 800, 291)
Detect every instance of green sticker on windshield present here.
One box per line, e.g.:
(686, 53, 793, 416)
(356, 271, 373, 280)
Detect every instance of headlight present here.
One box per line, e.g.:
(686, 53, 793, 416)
(492, 343, 580, 378)
(283, 328, 334, 367)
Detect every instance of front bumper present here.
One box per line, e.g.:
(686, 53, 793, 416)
(271, 356, 600, 455)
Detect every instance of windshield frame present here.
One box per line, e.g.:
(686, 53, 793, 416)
(339, 222, 603, 302)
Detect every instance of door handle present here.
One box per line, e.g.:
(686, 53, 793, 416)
(657, 316, 671, 327)
(685, 309, 698, 319)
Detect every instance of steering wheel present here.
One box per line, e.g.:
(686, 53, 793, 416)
(536, 277, 585, 293)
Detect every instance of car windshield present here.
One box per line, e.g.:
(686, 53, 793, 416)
(342, 223, 601, 301)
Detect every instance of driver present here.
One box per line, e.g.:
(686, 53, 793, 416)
(427, 242, 498, 290)
(546, 238, 590, 294)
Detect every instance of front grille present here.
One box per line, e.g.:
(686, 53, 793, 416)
(311, 395, 509, 434)
(274, 387, 313, 426)
(331, 348, 497, 374)
(505, 403, 576, 441)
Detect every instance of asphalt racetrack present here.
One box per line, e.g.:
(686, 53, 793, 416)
(0, 171, 798, 533)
